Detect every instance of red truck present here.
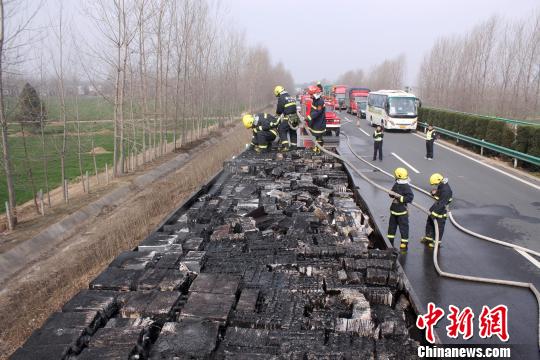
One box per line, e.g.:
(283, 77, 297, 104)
(324, 101, 341, 136)
(331, 85, 347, 111)
(346, 87, 370, 117)
(303, 99, 341, 136)
(299, 95, 341, 148)
(300, 94, 312, 118)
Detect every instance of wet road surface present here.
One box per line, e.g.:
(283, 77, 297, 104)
(338, 113, 540, 358)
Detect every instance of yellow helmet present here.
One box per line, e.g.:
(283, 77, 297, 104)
(394, 167, 408, 180)
(429, 173, 444, 185)
(273, 85, 285, 97)
(242, 114, 254, 129)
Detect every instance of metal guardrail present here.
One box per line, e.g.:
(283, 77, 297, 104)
(418, 122, 540, 167)
(424, 106, 540, 127)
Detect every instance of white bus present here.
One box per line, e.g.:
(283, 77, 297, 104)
(367, 90, 419, 130)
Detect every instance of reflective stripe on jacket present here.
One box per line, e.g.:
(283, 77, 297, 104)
(252, 113, 279, 134)
(389, 180, 414, 216)
(429, 181, 453, 217)
(276, 91, 297, 116)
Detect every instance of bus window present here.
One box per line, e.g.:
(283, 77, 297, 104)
(388, 97, 417, 115)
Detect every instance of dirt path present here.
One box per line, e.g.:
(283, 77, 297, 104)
(0, 123, 250, 358)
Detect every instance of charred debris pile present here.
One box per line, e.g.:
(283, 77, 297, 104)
(12, 150, 419, 360)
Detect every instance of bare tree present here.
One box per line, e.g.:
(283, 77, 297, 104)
(86, 0, 137, 176)
(418, 10, 540, 119)
(0, 0, 43, 226)
(50, 1, 70, 201)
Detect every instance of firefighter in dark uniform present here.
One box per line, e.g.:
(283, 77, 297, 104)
(242, 113, 279, 153)
(274, 85, 299, 152)
(425, 124, 436, 160)
(422, 173, 453, 248)
(373, 125, 383, 161)
(387, 167, 414, 250)
(306, 85, 326, 154)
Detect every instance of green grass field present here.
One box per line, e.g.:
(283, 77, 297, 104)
(0, 96, 212, 207)
(6, 95, 115, 123)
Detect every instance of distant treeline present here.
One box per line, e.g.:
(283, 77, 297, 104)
(0, 0, 294, 226)
(418, 13, 540, 120)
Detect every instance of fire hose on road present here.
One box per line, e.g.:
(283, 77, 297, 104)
(298, 115, 540, 349)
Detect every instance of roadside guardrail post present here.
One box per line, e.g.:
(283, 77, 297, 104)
(513, 159, 518, 168)
(480, 140, 484, 156)
(456, 132, 460, 144)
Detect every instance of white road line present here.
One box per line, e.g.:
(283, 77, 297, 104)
(515, 249, 540, 269)
(413, 133, 540, 191)
(358, 128, 370, 137)
(343, 114, 370, 136)
(391, 152, 420, 174)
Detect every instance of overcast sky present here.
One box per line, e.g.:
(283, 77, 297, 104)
(224, 0, 539, 85)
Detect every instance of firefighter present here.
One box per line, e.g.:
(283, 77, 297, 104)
(372, 125, 383, 161)
(306, 85, 326, 154)
(425, 124, 436, 160)
(242, 113, 279, 153)
(387, 167, 414, 250)
(421, 173, 453, 248)
(274, 85, 299, 152)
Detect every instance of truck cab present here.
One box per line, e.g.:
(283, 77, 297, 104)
(346, 87, 370, 117)
(331, 85, 347, 111)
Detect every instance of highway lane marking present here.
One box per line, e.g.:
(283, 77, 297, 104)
(342, 114, 370, 136)
(391, 152, 420, 174)
(358, 128, 370, 137)
(412, 133, 540, 191)
(515, 249, 540, 269)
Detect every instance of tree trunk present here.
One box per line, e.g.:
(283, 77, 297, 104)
(40, 101, 50, 206)
(75, 94, 85, 192)
(20, 122, 39, 213)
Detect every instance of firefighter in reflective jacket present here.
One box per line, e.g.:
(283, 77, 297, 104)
(425, 124, 436, 160)
(306, 85, 326, 154)
(242, 113, 279, 153)
(274, 85, 299, 152)
(387, 167, 414, 250)
(421, 173, 453, 248)
(372, 125, 383, 161)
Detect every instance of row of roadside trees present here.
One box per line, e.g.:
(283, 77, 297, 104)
(0, 0, 294, 228)
(417, 12, 540, 119)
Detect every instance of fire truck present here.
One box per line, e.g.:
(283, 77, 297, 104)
(346, 87, 370, 117)
(303, 99, 341, 136)
(300, 93, 312, 118)
(323, 101, 341, 136)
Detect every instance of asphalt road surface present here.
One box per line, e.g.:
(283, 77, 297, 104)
(337, 112, 540, 359)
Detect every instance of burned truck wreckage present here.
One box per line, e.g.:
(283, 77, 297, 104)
(13, 150, 421, 359)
